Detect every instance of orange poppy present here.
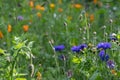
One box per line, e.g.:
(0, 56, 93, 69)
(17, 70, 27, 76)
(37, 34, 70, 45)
(37, 12, 42, 17)
(74, 4, 82, 9)
(23, 25, 29, 32)
(7, 24, 12, 32)
(0, 31, 3, 39)
(35, 5, 45, 11)
(29, 1, 34, 8)
(90, 14, 94, 22)
(93, 0, 98, 4)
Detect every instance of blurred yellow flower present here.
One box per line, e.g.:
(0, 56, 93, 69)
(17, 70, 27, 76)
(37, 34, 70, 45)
(111, 70, 117, 76)
(35, 5, 45, 11)
(0, 31, 3, 39)
(29, 1, 34, 8)
(74, 4, 82, 9)
(23, 25, 29, 32)
(90, 14, 94, 22)
(117, 34, 120, 39)
(37, 12, 42, 18)
(36, 71, 42, 80)
(7, 24, 12, 32)
(50, 3, 55, 9)
(58, 8, 63, 12)
(72, 56, 81, 64)
(58, 0, 62, 4)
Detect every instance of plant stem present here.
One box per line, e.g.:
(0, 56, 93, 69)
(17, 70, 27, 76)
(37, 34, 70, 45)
(85, 13, 89, 43)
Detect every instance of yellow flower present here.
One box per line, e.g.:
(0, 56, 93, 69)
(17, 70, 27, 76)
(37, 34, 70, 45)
(35, 5, 45, 11)
(74, 4, 82, 9)
(37, 12, 42, 18)
(111, 70, 117, 76)
(117, 34, 120, 39)
(50, 3, 55, 9)
(58, 0, 62, 4)
(7, 24, 12, 32)
(23, 25, 29, 32)
(0, 31, 3, 39)
(36, 71, 42, 80)
(72, 56, 82, 64)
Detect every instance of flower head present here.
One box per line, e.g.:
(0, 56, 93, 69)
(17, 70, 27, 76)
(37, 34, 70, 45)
(50, 3, 55, 9)
(107, 60, 115, 69)
(99, 50, 109, 61)
(0, 31, 3, 39)
(29, 1, 34, 8)
(97, 42, 111, 50)
(23, 25, 29, 32)
(54, 45, 65, 51)
(17, 16, 24, 21)
(74, 4, 82, 9)
(7, 24, 12, 32)
(35, 5, 45, 11)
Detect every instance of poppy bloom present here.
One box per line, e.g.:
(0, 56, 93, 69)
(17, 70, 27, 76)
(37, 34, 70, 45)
(74, 4, 82, 9)
(23, 25, 29, 32)
(107, 60, 115, 69)
(99, 50, 109, 61)
(35, 5, 45, 11)
(50, 3, 55, 9)
(97, 42, 111, 50)
(0, 31, 3, 39)
(7, 24, 12, 32)
(54, 45, 65, 51)
(29, 1, 34, 8)
(90, 14, 94, 22)
(93, 0, 98, 4)
(37, 12, 42, 18)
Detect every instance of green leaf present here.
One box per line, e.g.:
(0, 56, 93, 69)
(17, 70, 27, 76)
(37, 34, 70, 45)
(89, 71, 101, 80)
(15, 78, 27, 80)
(0, 48, 5, 55)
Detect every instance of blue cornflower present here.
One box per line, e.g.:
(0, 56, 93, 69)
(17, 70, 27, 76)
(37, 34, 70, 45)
(99, 50, 109, 61)
(71, 46, 81, 53)
(71, 44, 87, 53)
(107, 60, 115, 69)
(78, 44, 87, 50)
(54, 45, 65, 51)
(17, 16, 24, 20)
(97, 42, 111, 50)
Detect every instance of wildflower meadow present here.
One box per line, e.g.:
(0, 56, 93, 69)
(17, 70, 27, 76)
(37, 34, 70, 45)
(0, 0, 120, 80)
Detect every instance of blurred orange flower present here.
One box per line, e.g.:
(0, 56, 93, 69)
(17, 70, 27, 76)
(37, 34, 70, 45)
(7, 24, 12, 33)
(93, 0, 98, 4)
(35, 5, 45, 11)
(36, 71, 42, 80)
(58, 8, 63, 12)
(23, 25, 29, 32)
(50, 3, 55, 9)
(0, 31, 3, 39)
(29, 1, 34, 8)
(37, 12, 42, 17)
(90, 14, 94, 22)
(74, 4, 82, 9)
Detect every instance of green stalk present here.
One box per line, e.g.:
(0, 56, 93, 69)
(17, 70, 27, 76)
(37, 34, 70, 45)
(85, 13, 89, 43)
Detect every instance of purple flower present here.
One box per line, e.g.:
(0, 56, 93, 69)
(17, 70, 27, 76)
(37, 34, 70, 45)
(109, 34, 117, 41)
(71, 46, 80, 53)
(54, 45, 65, 51)
(71, 44, 87, 53)
(97, 42, 111, 50)
(107, 60, 115, 69)
(17, 16, 24, 20)
(99, 50, 109, 61)
(78, 44, 87, 50)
